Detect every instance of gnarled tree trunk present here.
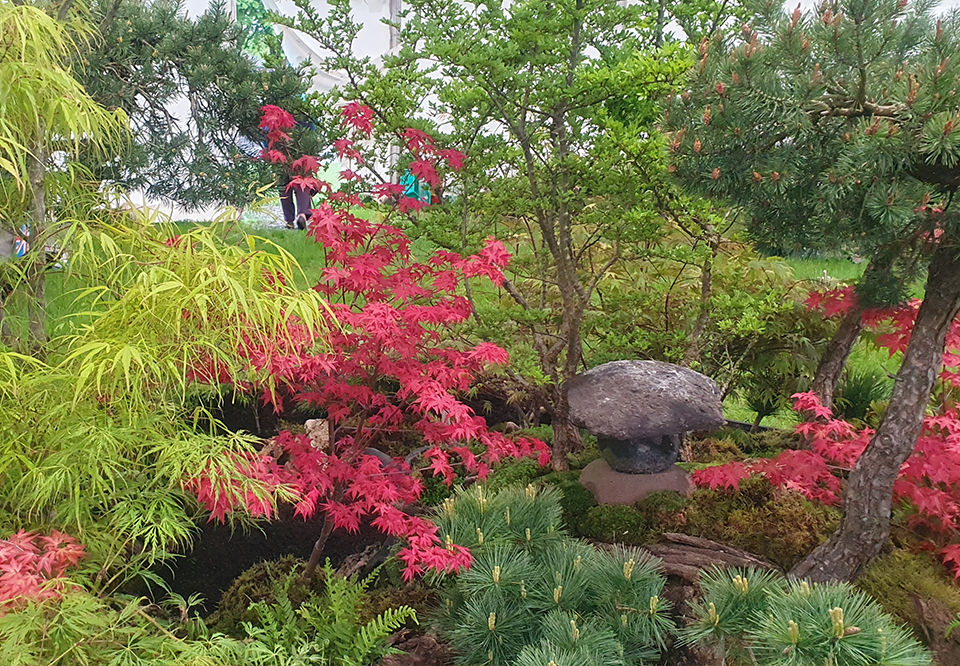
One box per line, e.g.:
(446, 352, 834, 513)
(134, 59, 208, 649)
(791, 241, 960, 582)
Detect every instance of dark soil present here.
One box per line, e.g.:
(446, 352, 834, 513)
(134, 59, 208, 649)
(162, 508, 383, 613)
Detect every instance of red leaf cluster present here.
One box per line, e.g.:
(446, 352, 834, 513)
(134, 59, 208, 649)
(189, 105, 547, 579)
(0, 531, 84, 609)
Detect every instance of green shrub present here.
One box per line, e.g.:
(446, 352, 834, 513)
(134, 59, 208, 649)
(552, 479, 597, 529)
(683, 568, 932, 666)
(835, 370, 891, 422)
(0, 588, 248, 664)
(431, 484, 674, 666)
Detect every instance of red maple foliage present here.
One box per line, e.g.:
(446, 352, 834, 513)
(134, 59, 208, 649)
(696, 291, 960, 576)
(0, 530, 85, 609)
(190, 104, 547, 579)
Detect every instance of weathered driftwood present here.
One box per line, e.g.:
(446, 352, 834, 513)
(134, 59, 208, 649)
(640, 533, 778, 582)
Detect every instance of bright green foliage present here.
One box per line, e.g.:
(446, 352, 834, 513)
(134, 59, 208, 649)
(0, 212, 328, 575)
(241, 562, 417, 666)
(432, 484, 674, 666)
(0, 588, 250, 666)
(0, 3, 126, 188)
(0, 561, 413, 666)
(683, 568, 932, 666)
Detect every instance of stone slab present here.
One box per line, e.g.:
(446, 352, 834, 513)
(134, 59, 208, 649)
(579, 458, 694, 505)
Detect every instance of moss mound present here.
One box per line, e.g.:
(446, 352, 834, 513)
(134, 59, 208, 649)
(858, 549, 960, 633)
(573, 476, 837, 569)
(675, 476, 839, 569)
(207, 556, 325, 636)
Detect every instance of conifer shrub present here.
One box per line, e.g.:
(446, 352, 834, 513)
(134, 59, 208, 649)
(683, 567, 932, 666)
(431, 484, 674, 665)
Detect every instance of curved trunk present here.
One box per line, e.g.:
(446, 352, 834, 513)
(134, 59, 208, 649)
(791, 241, 960, 582)
(810, 303, 865, 412)
(550, 391, 582, 472)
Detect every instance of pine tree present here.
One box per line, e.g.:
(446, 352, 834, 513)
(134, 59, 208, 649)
(78, 0, 313, 210)
(665, 0, 960, 581)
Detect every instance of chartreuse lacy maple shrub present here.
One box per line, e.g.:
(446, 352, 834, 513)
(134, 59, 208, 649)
(190, 103, 549, 579)
(694, 285, 960, 577)
(431, 484, 674, 666)
(682, 567, 931, 666)
(0, 530, 414, 664)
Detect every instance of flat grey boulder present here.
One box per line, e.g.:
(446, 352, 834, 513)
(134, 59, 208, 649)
(568, 360, 724, 441)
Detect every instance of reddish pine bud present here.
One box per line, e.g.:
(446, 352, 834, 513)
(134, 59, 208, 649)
(715, 81, 726, 95)
(823, 8, 833, 24)
(731, 71, 741, 85)
(694, 138, 702, 153)
(790, 4, 801, 29)
(771, 171, 781, 182)
(711, 167, 721, 180)
(937, 19, 944, 40)
(865, 119, 881, 136)
(668, 163, 677, 172)
(945, 120, 955, 135)
(753, 171, 763, 182)
(703, 105, 712, 124)
(898, 0, 907, 8)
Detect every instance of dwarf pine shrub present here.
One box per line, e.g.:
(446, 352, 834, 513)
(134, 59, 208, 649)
(683, 567, 932, 666)
(431, 484, 674, 666)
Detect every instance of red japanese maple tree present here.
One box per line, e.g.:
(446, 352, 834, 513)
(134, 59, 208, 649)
(191, 103, 548, 579)
(695, 289, 960, 576)
(0, 530, 85, 610)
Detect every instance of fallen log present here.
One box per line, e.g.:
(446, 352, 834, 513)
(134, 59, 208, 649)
(640, 533, 779, 583)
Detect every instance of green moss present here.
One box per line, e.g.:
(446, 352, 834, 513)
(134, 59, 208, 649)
(580, 504, 653, 545)
(678, 476, 840, 569)
(858, 549, 960, 637)
(485, 456, 543, 492)
(552, 480, 597, 530)
(207, 556, 324, 636)
(682, 436, 744, 464)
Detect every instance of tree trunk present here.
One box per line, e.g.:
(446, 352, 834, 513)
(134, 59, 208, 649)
(681, 230, 718, 368)
(810, 300, 865, 412)
(550, 391, 582, 472)
(791, 241, 960, 582)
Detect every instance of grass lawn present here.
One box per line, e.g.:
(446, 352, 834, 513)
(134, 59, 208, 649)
(781, 255, 867, 283)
